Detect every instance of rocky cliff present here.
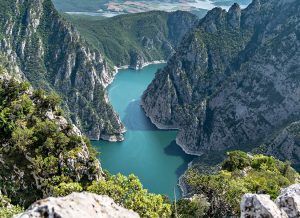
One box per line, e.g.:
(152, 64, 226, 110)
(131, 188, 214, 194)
(142, 0, 300, 158)
(15, 192, 139, 218)
(0, 0, 124, 141)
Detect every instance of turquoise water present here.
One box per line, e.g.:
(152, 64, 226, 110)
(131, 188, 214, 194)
(92, 64, 193, 199)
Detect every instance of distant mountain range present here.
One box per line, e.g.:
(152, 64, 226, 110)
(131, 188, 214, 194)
(53, 0, 251, 16)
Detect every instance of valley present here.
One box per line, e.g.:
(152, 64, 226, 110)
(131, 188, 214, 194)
(1, 0, 300, 217)
(62, 11, 198, 69)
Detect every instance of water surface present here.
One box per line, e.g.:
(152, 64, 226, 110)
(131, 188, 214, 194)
(92, 64, 194, 199)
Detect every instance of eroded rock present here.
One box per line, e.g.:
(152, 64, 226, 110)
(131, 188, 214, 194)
(14, 192, 139, 218)
(241, 184, 300, 218)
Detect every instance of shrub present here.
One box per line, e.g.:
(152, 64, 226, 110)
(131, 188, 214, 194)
(87, 173, 172, 217)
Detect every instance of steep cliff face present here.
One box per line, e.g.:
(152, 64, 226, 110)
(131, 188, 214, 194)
(254, 121, 300, 168)
(0, 0, 124, 140)
(142, 0, 300, 156)
(64, 11, 198, 70)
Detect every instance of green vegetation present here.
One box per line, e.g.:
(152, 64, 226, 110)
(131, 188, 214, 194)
(0, 195, 23, 218)
(184, 151, 299, 216)
(0, 64, 172, 217)
(175, 195, 210, 218)
(1, 64, 300, 218)
(62, 11, 197, 67)
(0, 71, 100, 206)
(87, 172, 172, 217)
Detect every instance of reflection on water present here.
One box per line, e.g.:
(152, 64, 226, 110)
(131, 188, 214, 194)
(123, 100, 157, 131)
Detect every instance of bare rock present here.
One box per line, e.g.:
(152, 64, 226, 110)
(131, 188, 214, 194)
(241, 194, 288, 218)
(241, 184, 300, 218)
(14, 192, 139, 218)
(276, 184, 300, 218)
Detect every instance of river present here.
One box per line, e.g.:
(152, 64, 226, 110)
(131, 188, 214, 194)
(92, 64, 194, 199)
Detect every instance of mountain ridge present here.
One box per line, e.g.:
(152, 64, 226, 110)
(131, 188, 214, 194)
(142, 0, 300, 163)
(62, 10, 199, 70)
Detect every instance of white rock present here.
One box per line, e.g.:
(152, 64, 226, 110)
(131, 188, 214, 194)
(276, 184, 300, 218)
(241, 194, 288, 218)
(14, 192, 139, 218)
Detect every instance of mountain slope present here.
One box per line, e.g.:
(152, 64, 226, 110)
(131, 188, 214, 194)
(63, 11, 198, 69)
(142, 0, 300, 160)
(0, 0, 124, 140)
(0, 67, 102, 207)
(181, 151, 299, 216)
(0, 62, 173, 217)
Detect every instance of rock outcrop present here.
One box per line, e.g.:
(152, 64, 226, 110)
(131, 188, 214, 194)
(276, 184, 300, 218)
(241, 194, 288, 218)
(142, 0, 300, 157)
(241, 184, 300, 218)
(14, 192, 139, 218)
(0, 0, 125, 141)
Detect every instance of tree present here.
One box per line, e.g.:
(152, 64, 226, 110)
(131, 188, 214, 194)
(87, 174, 172, 217)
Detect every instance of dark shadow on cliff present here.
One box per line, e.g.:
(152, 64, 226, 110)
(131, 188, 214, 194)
(164, 140, 196, 177)
(123, 99, 160, 131)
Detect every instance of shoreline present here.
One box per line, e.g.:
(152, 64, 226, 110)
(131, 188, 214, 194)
(115, 60, 167, 73)
(178, 159, 197, 197)
(140, 101, 204, 197)
(140, 101, 203, 156)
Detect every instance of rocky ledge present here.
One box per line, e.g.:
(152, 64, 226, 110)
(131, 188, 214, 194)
(14, 192, 139, 218)
(241, 184, 300, 218)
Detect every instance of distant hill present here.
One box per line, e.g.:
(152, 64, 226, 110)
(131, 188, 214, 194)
(63, 11, 198, 69)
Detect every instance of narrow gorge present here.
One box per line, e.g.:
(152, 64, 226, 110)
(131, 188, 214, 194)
(1, 0, 300, 217)
(92, 64, 195, 198)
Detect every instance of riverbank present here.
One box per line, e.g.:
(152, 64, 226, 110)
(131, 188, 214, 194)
(140, 101, 203, 156)
(114, 60, 167, 73)
(101, 60, 167, 142)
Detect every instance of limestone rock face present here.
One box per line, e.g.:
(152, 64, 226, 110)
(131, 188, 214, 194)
(276, 184, 300, 218)
(14, 192, 139, 218)
(0, 0, 124, 141)
(241, 184, 300, 218)
(241, 194, 288, 218)
(142, 0, 300, 157)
